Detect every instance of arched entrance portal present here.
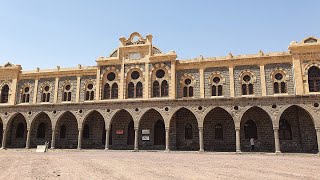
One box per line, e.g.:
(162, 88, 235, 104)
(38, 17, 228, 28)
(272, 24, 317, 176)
(279, 105, 318, 153)
(7, 113, 27, 148)
(109, 109, 134, 150)
(204, 107, 235, 152)
(240, 107, 274, 152)
(170, 108, 199, 151)
(139, 109, 165, 150)
(55, 111, 78, 149)
(82, 111, 105, 149)
(30, 113, 52, 148)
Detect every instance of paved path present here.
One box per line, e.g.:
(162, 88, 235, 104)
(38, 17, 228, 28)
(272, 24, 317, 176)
(0, 149, 319, 180)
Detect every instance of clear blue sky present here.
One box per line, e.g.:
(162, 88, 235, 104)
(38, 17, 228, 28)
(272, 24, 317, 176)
(1, 1, 320, 70)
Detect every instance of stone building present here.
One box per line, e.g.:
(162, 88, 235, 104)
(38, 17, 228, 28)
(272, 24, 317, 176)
(0, 32, 320, 153)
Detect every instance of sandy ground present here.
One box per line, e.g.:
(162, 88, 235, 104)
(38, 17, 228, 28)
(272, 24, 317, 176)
(0, 149, 319, 180)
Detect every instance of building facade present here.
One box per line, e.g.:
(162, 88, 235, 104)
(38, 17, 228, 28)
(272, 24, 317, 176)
(0, 32, 320, 153)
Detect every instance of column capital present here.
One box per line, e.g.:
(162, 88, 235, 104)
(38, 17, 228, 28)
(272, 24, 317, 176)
(198, 127, 204, 131)
(315, 127, 320, 131)
(235, 127, 240, 131)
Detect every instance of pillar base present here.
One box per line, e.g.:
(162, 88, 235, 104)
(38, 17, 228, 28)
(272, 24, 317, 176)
(236, 150, 242, 154)
(77, 148, 82, 150)
(133, 148, 139, 152)
(0, 147, 6, 150)
(275, 151, 281, 154)
(50, 147, 55, 150)
(104, 148, 109, 150)
(199, 149, 204, 153)
(165, 149, 170, 153)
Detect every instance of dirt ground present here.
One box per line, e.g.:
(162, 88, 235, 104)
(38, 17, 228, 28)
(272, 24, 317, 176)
(0, 149, 319, 180)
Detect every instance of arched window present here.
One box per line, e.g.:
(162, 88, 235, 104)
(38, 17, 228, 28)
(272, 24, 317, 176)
(128, 82, 134, 98)
(308, 66, 320, 92)
(241, 75, 254, 95)
(279, 119, 292, 140)
(83, 124, 89, 139)
(215, 123, 223, 140)
(21, 86, 30, 103)
(16, 122, 25, 138)
(153, 81, 160, 97)
(185, 123, 193, 140)
(37, 123, 46, 138)
(41, 85, 50, 102)
(183, 78, 193, 97)
(63, 84, 72, 102)
(273, 72, 287, 94)
(111, 83, 118, 99)
(244, 120, 257, 139)
(103, 83, 110, 99)
(1, 84, 9, 103)
(136, 82, 143, 98)
(161, 80, 169, 97)
(85, 83, 94, 101)
(211, 76, 223, 96)
(60, 125, 66, 139)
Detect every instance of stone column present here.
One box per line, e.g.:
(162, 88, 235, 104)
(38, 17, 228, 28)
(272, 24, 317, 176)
(134, 128, 139, 151)
(274, 128, 281, 154)
(235, 128, 241, 153)
(1, 128, 7, 149)
(292, 56, 304, 95)
(105, 129, 109, 150)
(51, 129, 56, 149)
(316, 128, 320, 155)
(229, 66, 235, 97)
(165, 128, 170, 152)
(77, 129, 83, 150)
(199, 127, 204, 152)
(26, 129, 31, 149)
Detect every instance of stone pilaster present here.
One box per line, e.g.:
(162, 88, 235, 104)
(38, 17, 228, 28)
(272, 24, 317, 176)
(199, 68, 205, 98)
(95, 68, 101, 101)
(119, 61, 125, 99)
(170, 61, 176, 99)
(145, 62, 150, 99)
(76, 76, 81, 103)
(10, 78, 18, 105)
(292, 56, 304, 95)
(54, 77, 59, 103)
(260, 64, 267, 96)
(229, 66, 235, 97)
(33, 79, 39, 104)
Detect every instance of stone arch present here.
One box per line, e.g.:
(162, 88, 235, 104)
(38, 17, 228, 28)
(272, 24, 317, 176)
(30, 112, 52, 148)
(240, 106, 274, 152)
(169, 107, 199, 151)
(6, 113, 28, 148)
(81, 110, 105, 149)
(55, 111, 78, 149)
(109, 109, 134, 150)
(138, 108, 165, 150)
(203, 107, 235, 152)
(277, 105, 318, 153)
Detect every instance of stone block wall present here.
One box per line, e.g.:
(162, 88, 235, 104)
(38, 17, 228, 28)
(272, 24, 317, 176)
(177, 69, 200, 98)
(82, 111, 105, 149)
(138, 109, 165, 150)
(204, 108, 236, 151)
(204, 67, 230, 98)
(234, 65, 261, 97)
(30, 113, 52, 148)
(265, 63, 294, 95)
(55, 112, 78, 149)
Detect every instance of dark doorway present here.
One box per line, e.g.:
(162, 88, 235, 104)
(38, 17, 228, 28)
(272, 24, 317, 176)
(154, 120, 165, 145)
(127, 120, 134, 145)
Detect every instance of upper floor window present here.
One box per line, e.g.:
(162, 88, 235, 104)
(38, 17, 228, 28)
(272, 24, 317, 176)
(103, 72, 118, 100)
(0, 84, 9, 103)
(273, 72, 287, 94)
(308, 66, 320, 92)
(111, 83, 118, 99)
(241, 74, 254, 95)
(152, 69, 169, 97)
(85, 83, 94, 101)
(21, 86, 31, 103)
(183, 78, 193, 97)
(63, 84, 72, 102)
(41, 85, 51, 102)
(127, 70, 143, 98)
(211, 76, 223, 96)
